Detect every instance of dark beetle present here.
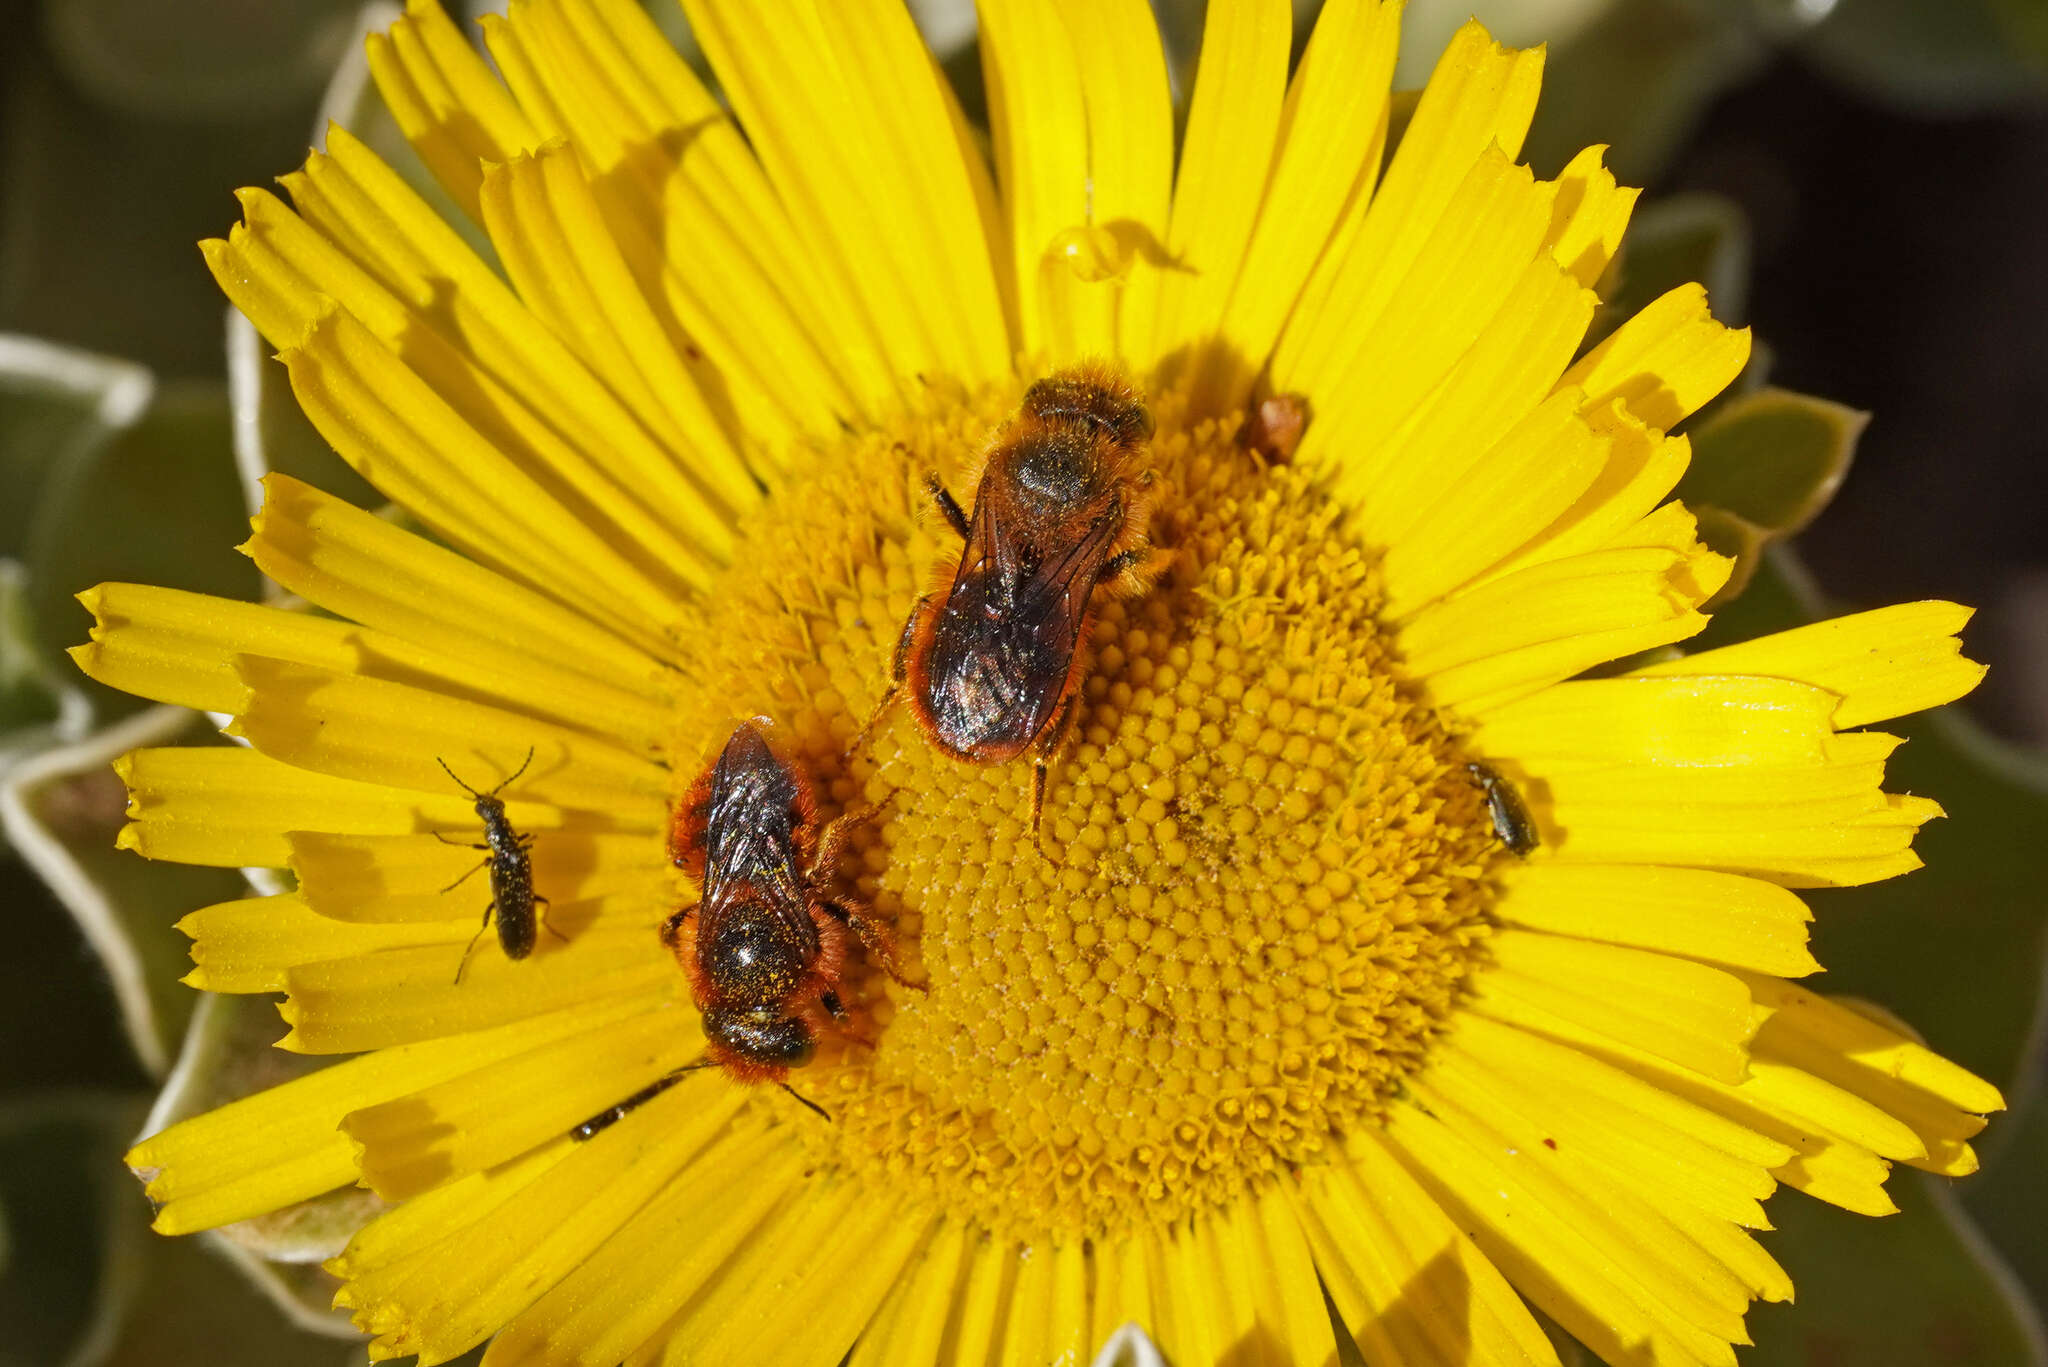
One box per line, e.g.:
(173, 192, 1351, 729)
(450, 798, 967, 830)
(1467, 760, 1540, 857)
(435, 747, 557, 983)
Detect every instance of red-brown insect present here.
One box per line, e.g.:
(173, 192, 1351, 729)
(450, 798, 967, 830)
(1237, 392, 1310, 464)
(866, 366, 1163, 845)
(658, 718, 911, 1106)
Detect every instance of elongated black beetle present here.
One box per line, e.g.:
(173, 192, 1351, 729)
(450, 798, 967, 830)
(435, 747, 559, 983)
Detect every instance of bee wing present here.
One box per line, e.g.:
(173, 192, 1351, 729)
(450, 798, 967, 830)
(1013, 503, 1123, 639)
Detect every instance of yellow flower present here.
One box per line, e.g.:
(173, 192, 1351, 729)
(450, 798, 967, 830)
(82, 1, 2001, 1364)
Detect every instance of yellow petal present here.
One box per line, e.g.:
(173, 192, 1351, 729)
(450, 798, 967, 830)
(296, 121, 736, 513)
(246, 473, 671, 745)
(1167, 1190, 1335, 1367)
(1381, 1099, 1734, 1367)
(1560, 283, 1751, 433)
(365, 0, 540, 217)
(1288, 1134, 1559, 1366)
(1139, 0, 1292, 374)
(1399, 545, 1721, 710)
(640, 1174, 930, 1367)
(1379, 385, 1610, 617)
(992, 1239, 1090, 1367)
(1543, 144, 1638, 289)
(490, 1130, 814, 1367)
(1743, 975, 1999, 1175)
(126, 991, 652, 1234)
(1453, 1013, 1794, 1169)
(116, 746, 487, 869)
(1300, 147, 1560, 492)
(345, 1000, 699, 1199)
(1480, 994, 1904, 1216)
(1484, 404, 1691, 580)
(219, 170, 733, 609)
(1431, 1036, 1774, 1229)
(180, 893, 469, 993)
(1478, 932, 1761, 1083)
(227, 654, 668, 813)
(1497, 864, 1819, 977)
(73, 582, 359, 716)
(1210, 0, 1402, 404)
(279, 928, 672, 1053)
(291, 828, 668, 923)
(1539, 738, 1941, 887)
(485, 0, 862, 446)
(1634, 601, 1985, 728)
(1406, 1070, 1756, 1341)
(847, 1221, 977, 1367)
(473, 142, 758, 512)
(339, 1073, 745, 1363)
(683, 0, 1010, 393)
(278, 303, 693, 651)
(1476, 674, 1838, 771)
(1274, 20, 1543, 402)
(978, 0, 1092, 361)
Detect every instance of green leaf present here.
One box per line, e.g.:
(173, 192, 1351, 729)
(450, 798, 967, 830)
(1800, 0, 2048, 112)
(0, 707, 248, 1077)
(1963, 1084, 2048, 1314)
(1521, 0, 1768, 183)
(0, 1092, 366, 1367)
(1747, 1174, 2047, 1366)
(139, 992, 380, 1333)
(1700, 550, 2048, 1093)
(25, 380, 259, 718)
(1603, 192, 1754, 335)
(1679, 387, 1865, 537)
(0, 336, 152, 558)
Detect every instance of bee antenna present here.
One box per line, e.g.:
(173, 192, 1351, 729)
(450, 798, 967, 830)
(781, 1083, 832, 1122)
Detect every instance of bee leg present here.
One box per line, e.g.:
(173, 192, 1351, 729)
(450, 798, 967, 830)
(658, 904, 697, 953)
(1098, 540, 1171, 597)
(816, 989, 877, 1052)
(923, 474, 970, 540)
(807, 790, 899, 882)
(849, 600, 927, 759)
(1030, 688, 1084, 860)
(453, 903, 497, 985)
(536, 895, 567, 945)
(820, 898, 923, 990)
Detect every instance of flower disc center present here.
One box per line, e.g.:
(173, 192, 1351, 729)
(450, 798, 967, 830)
(667, 383, 1500, 1240)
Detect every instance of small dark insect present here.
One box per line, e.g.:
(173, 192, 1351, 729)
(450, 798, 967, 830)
(1236, 392, 1310, 464)
(862, 365, 1163, 848)
(659, 719, 915, 1106)
(434, 747, 559, 983)
(1467, 760, 1540, 856)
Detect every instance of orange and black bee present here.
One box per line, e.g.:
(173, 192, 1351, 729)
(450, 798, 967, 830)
(664, 719, 910, 1099)
(869, 366, 1162, 844)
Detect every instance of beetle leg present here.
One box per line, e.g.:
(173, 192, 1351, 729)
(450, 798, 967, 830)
(820, 898, 923, 990)
(452, 903, 497, 985)
(924, 474, 970, 540)
(438, 856, 489, 894)
(536, 894, 568, 945)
